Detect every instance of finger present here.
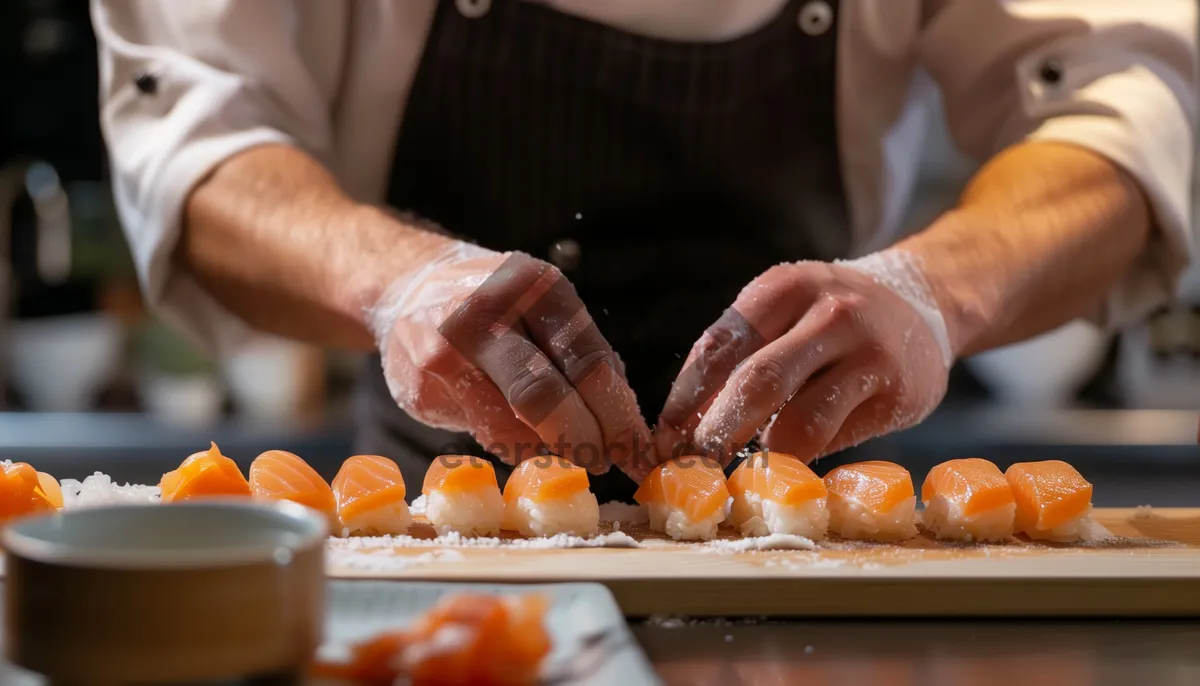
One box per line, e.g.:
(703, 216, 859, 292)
(656, 307, 771, 453)
(692, 300, 864, 457)
(435, 254, 609, 472)
(476, 329, 608, 472)
(657, 268, 813, 441)
(444, 363, 547, 466)
(819, 394, 901, 458)
(654, 394, 716, 464)
(760, 356, 883, 463)
(521, 279, 653, 477)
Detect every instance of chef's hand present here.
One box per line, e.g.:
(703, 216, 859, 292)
(369, 239, 654, 478)
(656, 249, 953, 464)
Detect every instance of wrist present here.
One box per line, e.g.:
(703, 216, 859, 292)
(895, 211, 999, 358)
(334, 204, 464, 329)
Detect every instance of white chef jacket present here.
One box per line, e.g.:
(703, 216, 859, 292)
(91, 0, 1198, 354)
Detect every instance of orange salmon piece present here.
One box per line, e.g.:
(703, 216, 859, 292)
(503, 456, 590, 506)
(332, 455, 408, 524)
(824, 460, 914, 513)
(634, 457, 729, 523)
(423, 455, 499, 496)
(0, 462, 59, 522)
(1005, 460, 1093, 534)
(728, 451, 825, 506)
(249, 450, 337, 520)
(160, 442, 251, 503)
(921, 458, 1014, 517)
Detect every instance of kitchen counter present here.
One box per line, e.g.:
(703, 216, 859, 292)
(2, 620, 1196, 684)
(635, 619, 1200, 686)
(0, 407, 1196, 505)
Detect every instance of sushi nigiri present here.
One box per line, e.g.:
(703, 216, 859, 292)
(312, 592, 551, 686)
(921, 458, 1015, 542)
(726, 451, 828, 539)
(0, 462, 61, 523)
(503, 456, 598, 537)
(634, 457, 729, 541)
(160, 442, 251, 503)
(422, 455, 504, 536)
(1005, 460, 1094, 542)
(249, 450, 338, 523)
(332, 455, 411, 536)
(824, 461, 918, 541)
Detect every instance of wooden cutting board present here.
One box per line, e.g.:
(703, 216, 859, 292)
(327, 508, 1200, 617)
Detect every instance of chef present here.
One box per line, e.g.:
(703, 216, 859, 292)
(92, 0, 1195, 500)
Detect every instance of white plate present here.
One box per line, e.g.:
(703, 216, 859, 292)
(1, 580, 659, 685)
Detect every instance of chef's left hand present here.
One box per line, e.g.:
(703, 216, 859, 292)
(656, 251, 953, 464)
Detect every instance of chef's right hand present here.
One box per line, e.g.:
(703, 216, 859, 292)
(368, 239, 654, 479)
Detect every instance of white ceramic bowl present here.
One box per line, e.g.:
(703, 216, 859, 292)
(3, 500, 328, 684)
(964, 320, 1109, 407)
(5, 313, 123, 411)
(222, 337, 307, 423)
(138, 373, 224, 428)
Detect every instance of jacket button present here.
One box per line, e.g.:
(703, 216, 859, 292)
(455, 0, 491, 19)
(548, 239, 581, 271)
(797, 1, 834, 36)
(133, 72, 158, 95)
(1038, 58, 1064, 85)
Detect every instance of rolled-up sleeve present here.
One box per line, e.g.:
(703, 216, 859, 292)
(918, 0, 1197, 329)
(92, 0, 336, 351)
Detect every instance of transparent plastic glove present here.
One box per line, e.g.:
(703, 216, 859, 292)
(368, 239, 654, 478)
(656, 249, 951, 464)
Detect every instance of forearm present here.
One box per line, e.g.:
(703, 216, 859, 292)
(897, 141, 1151, 357)
(179, 144, 451, 349)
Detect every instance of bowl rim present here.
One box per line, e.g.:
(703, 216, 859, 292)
(1, 499, 328, 570)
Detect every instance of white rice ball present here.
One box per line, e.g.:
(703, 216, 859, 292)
(425, 489, 504, 537)
(505, 492, 599, 537)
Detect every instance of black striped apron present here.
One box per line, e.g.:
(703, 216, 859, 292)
(358, 0, 849, 502)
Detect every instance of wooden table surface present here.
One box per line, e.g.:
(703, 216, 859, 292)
(633, 619, 1200, 686)
(329, 508, 1200, 617)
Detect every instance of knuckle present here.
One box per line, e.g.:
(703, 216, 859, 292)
(563, 345, 616, 384)
(741, 357, 790, 397)
(821, 295, 865, 330)
(459, 290, 509, 319)
(758, 263, 797, 286)
(416, 339, 464, 376)
(514, 254, 561, 283)
(505, 367, 569, 418)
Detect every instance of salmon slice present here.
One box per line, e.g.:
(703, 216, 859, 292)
(332, 455, 411, 536)
(36, 471, 63, 509)
(333, 455, 407, 521)
(825, 461, 914, 513)
(728, 451, 826, 506)
(726, 452, 828, 538)
(0, 462, 59, 522)
(921, 458, 1015, 542)
(502, 456, 598, 537)
(634, 457, 730, 540)
(311, 593, 551, 686)
(922, 458, 1014, 517)
(1005, 460, 1094, 541)
(824, 461, 919, 540)
(422, 455, 499, 496)
(160, 442, 251, 503)
(503, 456, 590, 505)
(249, 450, 337, 521)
